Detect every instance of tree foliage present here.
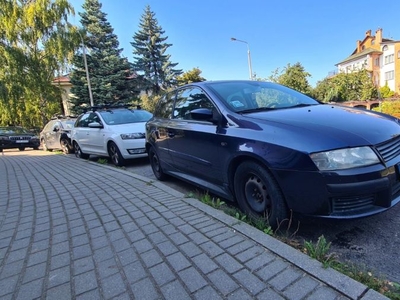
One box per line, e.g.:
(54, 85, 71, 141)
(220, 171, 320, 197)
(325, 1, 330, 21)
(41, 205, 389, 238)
(0, 0, 77, 127)
(372, 100, 400, 118)
(379, 84, 395, 98)
(268, 62, 312, 95)
(131, 5, 182, 95)
(313, 70, 378, 102)
(177, 68, 206, 85)
(69, 0, 138, 113)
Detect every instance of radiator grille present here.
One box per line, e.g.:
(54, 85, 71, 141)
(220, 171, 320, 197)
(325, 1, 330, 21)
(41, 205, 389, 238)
(375, 135, 400, 162)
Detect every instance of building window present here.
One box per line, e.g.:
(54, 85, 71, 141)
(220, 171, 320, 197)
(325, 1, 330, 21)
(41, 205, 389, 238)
(371, 39, 375, 45)
(385, 70, 394, 81)
(374, 58, 379, 66)
(382, 45, 388, 51)
(362, 45, 365, 50)
(398, 50, 400, 59)
(385, 54, 394, 64)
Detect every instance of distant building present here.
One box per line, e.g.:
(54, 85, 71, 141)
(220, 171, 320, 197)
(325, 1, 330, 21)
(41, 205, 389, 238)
(336, 28, 400, 94)
(52, 75, 73, 116)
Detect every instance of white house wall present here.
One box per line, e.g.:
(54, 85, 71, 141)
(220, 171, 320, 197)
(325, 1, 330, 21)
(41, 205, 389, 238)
(380, 44, 396, 91)
(338, 56, 369, 73)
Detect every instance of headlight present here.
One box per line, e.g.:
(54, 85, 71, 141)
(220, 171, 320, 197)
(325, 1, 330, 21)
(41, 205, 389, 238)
(310, 146, 380, 171)
(120, 133, 145, 140)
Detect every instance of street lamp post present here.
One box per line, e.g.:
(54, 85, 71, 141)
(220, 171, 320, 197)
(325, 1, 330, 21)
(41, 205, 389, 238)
(77, 30, 94, 107)
(231, 37, 253, 80)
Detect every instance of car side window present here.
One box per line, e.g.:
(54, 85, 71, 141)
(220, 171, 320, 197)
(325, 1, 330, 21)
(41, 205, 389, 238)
(76, 113, 90, 127)
(154, 92, 175, 119)
(173, 88, 214, 120)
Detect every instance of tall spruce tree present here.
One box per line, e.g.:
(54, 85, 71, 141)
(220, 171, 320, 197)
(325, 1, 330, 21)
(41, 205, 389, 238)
(131, 5, 182, 95)
(70, 0, 137, 112)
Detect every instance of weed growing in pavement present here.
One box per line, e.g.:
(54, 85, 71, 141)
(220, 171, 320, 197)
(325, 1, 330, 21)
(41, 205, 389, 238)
(234, 211, 247, 221)
(303, 235, 337, 268)
(96, 158, 108, 164)
(197, 191, 225, 208)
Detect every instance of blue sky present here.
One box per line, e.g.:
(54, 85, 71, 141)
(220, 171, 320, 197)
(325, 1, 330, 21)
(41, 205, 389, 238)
(68, 0, 399, 87)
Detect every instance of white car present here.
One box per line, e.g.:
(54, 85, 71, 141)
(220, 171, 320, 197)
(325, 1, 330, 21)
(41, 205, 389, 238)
(71, 106, 153, 166)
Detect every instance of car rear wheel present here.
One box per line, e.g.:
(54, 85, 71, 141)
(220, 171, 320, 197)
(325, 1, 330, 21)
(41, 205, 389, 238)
(74, 142, 89, 159)
(18, 147, 25, 151)
(108, 142, 126, 167)
(234, 161, 288, 228)
(60, 139, 72, 154)
(149, 146, 167, 181)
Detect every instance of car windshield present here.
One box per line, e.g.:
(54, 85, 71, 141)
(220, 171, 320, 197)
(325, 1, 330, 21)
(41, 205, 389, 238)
(99, 109, 153, 125)
(0, 126, 31, 135)
(207, 81, 319, 113)
(61, 120, 76, 129)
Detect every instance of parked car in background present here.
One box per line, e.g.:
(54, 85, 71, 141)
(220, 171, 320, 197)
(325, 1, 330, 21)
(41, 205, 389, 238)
(40, 116, 76, 154)
(0, 126, 40, 152)
(146, 80, 400, 227)
(71, 105, 152, 166)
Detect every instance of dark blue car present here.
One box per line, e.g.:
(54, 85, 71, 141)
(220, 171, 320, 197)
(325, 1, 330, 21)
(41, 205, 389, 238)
(145, 80, 400, 227)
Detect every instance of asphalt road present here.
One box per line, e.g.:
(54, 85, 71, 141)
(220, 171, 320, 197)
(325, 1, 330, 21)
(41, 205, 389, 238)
(4, 149, 399, 285)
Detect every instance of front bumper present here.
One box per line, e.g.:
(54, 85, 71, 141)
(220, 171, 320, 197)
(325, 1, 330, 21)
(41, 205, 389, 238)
(273, 163, 400, 218)
(118, 139, 147, 159)
(0, 139, 40, 149)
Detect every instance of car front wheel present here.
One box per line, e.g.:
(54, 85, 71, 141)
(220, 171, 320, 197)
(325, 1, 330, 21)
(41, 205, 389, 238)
(74, 142, 89, 159)
(234, 161, 288, 229)
(108, 142, 126, 167)
(18, 147, 25, 151)
(149, 146, 167, 181)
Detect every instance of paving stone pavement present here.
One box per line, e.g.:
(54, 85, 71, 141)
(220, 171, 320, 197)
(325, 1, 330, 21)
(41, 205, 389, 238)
(0, 151, 389, 300)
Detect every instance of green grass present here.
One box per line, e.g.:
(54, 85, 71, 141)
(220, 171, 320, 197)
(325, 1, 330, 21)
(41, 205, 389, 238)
(96, 158, 108, 164)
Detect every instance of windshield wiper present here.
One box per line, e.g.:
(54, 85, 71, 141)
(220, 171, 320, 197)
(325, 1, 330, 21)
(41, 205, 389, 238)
(238, 107, 276, 114)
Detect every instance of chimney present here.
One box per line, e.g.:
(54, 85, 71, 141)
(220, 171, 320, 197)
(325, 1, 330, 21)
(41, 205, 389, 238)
(376, 28, 382, 43)
(365, 30, 371, 37)
(357, 40, 361, 52)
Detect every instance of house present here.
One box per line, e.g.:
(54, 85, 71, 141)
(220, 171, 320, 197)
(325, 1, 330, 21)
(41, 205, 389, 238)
(52, 75, 74, 116)
(336, 28, 400, 94)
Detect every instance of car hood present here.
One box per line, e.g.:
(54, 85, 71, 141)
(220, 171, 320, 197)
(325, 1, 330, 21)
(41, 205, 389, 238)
(237, 104, 400, 151)
(108, 122, 147, 134)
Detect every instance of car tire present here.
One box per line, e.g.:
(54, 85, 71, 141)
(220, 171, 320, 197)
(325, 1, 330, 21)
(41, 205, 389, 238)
(60, 139, 72, 154)
(234, 161, 288, 228)
(149, 146, 168, 181)
(74, 142, 89, 159)
(108, 142, 126, 167)
(33, 147, 39, 150)
(18, 147, 25, 151)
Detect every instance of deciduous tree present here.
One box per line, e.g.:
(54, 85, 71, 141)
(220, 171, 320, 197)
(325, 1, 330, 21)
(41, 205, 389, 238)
(0, 0, 77, 127)
(177, 68, 206, 85)
(268, 62, 312, 95)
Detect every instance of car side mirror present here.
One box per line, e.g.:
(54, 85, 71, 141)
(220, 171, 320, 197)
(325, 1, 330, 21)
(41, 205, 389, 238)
(88, 122, 103, 129)
(190, 108, 213, 121)
(190, 108, 222, 125)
